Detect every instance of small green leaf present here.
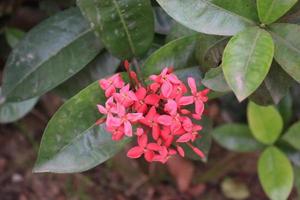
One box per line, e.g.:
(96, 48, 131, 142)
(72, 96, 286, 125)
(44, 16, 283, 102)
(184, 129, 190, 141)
(34, 76, 129, 173)
(4, 27, 25, 48)
(247, 101, 283, 145)
(77, 0, 154, 59)
(212, 123, 264, 152)
(257, 0, 297, 24)
(54, 51, 120, 99)
(156, 0, 256, 36)
(258, 146, 294, 200)
(142, 35, 198, 78)
(202, 66, 231, 92)
(282, 122, 300, 150)
(0, 88, 38, 123)
(2, 8, 103, 102)
(222, 27, 274, 101)
(270, 23, 300, 83)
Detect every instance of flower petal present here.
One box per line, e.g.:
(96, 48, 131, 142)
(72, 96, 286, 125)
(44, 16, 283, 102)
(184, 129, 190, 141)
(157, 115, 172, 126)
(188, 77, 197, 94)
(127, 146, 144, 158)
(178, 96, 194, 106)
(161, 81, 173, 98)
(176, 133, 192, 143)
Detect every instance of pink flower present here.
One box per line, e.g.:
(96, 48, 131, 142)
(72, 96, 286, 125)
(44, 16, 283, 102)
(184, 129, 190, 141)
(99, 74, 124, 97)
(127, 134, 161, 162)
(150, 68, 181, 98)
(111, 104, 143, 137)
(176, 118, 202, 143)
(187, 77, 209, 116)
(134, 87, 160, 113)
(140, 106, 161, 140)
(97, 64, 209, 163)
(113, 84, 137, 107)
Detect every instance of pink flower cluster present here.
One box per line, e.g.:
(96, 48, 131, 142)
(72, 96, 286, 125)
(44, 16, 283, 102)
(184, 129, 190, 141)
(97, 62, 209, 163)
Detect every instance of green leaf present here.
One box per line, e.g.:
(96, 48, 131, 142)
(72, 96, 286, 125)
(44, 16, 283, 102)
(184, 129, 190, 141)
(257, 0, 297, 24)
(196, 35, 228, 72)
(77, 0, 154, 59)
(249, 83, 275, 106)
(34, 78, 129, 173)
(4, 27, 25, 48)
(166, 22, 197, 42)
(282, 122, 300, 150)
(247, 101, 283, 145)
(0, 88, 38, 123)
(2, 8, 103, 102)
(258, 146, 294, 200)
(270, 23, 300, 83)
(222, 27, 274, 101)
(54, 51, 120, 99)
(212, 123, 264, 152)
(156, 0, 256, 36)
(277, 94, 293, 125)
(294, 166, 300, 196)
(202, 66, 231, 92)
(264, 62, 294, 104)
(142, 35, 198, 78)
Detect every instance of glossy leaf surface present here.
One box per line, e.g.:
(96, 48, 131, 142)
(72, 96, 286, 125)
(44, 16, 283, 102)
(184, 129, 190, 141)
(257, 0, 297, 24)
(258, 146, 294, 200)
(270, 23, 300, 83)
(77, 0, 154, 59)
(247, 101, 283, 145)
(2, 8, 102, 101)
(156, 0, 256, 36)
(222, 27, 274, 101)
(34, 78, 129, 173)
(212, 123, 264, 152)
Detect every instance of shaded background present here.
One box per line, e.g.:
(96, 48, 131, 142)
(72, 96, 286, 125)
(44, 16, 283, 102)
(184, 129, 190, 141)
(0, 0, 299, 199)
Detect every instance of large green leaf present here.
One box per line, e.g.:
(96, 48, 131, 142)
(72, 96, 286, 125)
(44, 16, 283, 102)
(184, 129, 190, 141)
(54, 51, 120, 99)
(212, 123, 264, 152)
(77, 0, 154, 59)
(156, 0, 257, 36)
(257, 0, 297, 24)
(247, 101, 283, 145)
(270, 23, 300, 83)
(0, 88, 38, 123)
(202, 66, 231, 92)
(282, 122, 300, 150)
(222, 27, 274, 101)
(142, 35, 198, 78)
(258, 146, 294, 200)
(1, 8, 103, 102)
(34, 78, 130, 173)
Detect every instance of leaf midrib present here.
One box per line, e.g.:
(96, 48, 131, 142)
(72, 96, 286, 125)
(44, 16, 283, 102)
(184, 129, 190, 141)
(112, 0, 136, 55)
(3, 27, 92, 98)
(244, 30, 261, 78)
